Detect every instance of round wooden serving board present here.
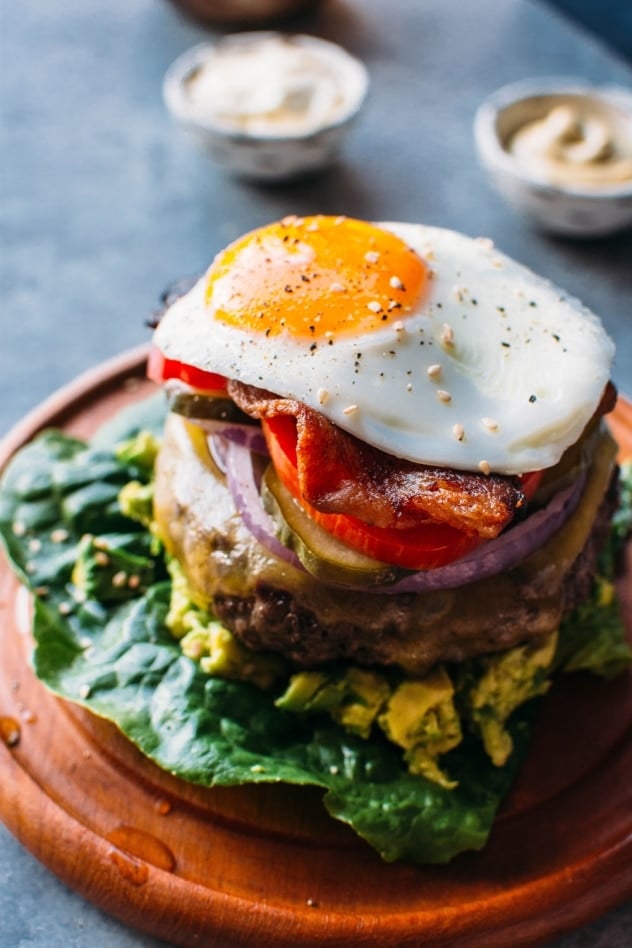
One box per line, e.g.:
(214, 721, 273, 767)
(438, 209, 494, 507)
(1, 347, 631, 947)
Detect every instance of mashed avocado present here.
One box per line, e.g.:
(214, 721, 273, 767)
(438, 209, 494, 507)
(458, 633, 557, 766)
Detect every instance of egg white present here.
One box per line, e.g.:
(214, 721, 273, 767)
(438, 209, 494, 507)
(154, 222, 614, 475)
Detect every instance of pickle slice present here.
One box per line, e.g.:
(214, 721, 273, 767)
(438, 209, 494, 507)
(261, 465, 401, 588)
(167, 390, 255, 425)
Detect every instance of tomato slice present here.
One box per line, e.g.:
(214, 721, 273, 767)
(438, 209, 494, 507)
(147, 345, 228, 395)
(519, 468, 544, 500)
(261, 416, 484, 570)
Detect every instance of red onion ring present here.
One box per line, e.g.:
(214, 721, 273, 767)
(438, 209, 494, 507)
(218, 435, 303, 569)
(383, 471, 587, 594)
(194, 419, 269, 455)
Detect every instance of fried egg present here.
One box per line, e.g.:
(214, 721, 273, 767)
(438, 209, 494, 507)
(154, 215, 614, 474)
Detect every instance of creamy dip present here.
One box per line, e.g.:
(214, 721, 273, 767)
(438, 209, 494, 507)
(185, 34, 353, 137)
(508, 100, 632, 188)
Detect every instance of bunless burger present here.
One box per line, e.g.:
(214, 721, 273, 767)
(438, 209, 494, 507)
(146, 214, 623, 792)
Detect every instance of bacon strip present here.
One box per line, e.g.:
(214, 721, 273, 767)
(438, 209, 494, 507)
(228, 381, 525, 539)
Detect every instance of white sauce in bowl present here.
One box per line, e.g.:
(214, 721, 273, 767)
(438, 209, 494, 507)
(184, 33, 365, 137)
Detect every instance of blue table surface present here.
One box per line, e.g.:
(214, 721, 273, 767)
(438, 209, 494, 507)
(1, 0, 631, 945)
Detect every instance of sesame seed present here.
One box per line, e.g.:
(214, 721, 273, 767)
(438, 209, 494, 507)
(94, 551, 109, 566)
(452, 423, 465, 441)
(482, 417, 499, 432)
(365, 251, 380, 263)
(478, 460, 491, 475)
(317, 387, 329, 405)
(452, 286, 466, 302)
(12, 521, 26, 537)
(392, 320, 405, 333)
(250, 764, 266, 773)
(128, 575, 141, 589)
(476, 237, 494, 250)
(329, 282, 346, 293)
(441, 324, 455, 347)
(34, 586, 49, 598)
(112, 571, 127, 588)
(343, 404, 359, 415)
(73, 588, 87, 604)
(28, 538, 42, 553)
(58, 602, 72, 615)
(427, 363, 442, 379)
(436, 390, 452, 404)
(329, 765, 339, 775)
(367, 301, 382, 313)
(389, 276, 404, 290)
(407, 383, 413, 392)
(306, 220, 319, 231)
(79, 684, 91, 699)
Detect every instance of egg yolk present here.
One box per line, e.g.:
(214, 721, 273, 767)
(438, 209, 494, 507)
(205, 215, 428, 338)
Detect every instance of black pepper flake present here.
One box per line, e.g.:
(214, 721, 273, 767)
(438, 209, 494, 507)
(310, 343, 317, 352)
(436, 302, 443, 309)
(529, 394, 537, 403)
(497, 306, 505, 313)
(265, 328, 271, 337)
(301, 274, 310, 282)
(552, 333, 560, 342)
(471, 298, 478, 305)
(529, 301, 537, 307)
(381, 314, 388, 321)
(284, 285, 293, 293)
(501, 341, 511, 348)
(309, 325, 316, 333)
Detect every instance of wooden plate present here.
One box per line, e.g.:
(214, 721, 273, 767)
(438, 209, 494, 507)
(1, 347, 631, 947)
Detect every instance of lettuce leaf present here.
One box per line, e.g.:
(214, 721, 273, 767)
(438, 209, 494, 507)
(0, 396, 628, 864)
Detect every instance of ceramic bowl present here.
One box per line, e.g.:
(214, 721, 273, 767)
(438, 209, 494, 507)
(163, 33, 369, 182)
(474, 78, 632, 237)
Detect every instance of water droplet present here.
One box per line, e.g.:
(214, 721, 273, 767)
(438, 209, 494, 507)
(107, 848, 149, 886)
(0, 716, 20, 747)
(105, 825, 176, 873)
(154, 798, 172, 816)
